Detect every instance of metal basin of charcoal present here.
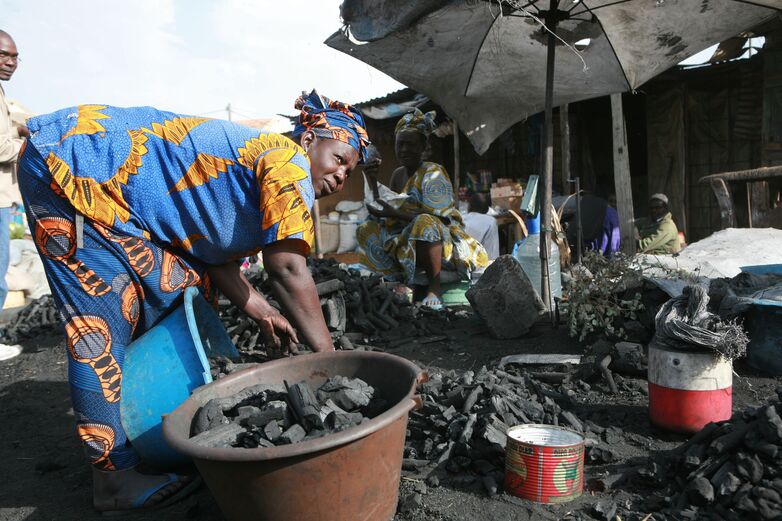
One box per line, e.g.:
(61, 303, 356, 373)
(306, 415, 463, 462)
(163, 351, 423, 521)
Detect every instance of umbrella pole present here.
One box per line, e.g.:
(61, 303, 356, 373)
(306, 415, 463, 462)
(540, 0, 558, 325)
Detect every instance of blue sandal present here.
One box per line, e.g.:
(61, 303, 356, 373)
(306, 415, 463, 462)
(101, 474, 201, 517)
(420, 294, 444, 311)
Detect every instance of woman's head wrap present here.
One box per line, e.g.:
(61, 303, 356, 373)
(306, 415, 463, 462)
(293, 90, 370, 162)
(394, 108, 437, 136)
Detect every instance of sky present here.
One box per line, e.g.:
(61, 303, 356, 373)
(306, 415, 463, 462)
(0, 0, 404, 120)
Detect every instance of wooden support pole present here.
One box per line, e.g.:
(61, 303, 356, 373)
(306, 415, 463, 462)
(453, 121, 461, 205)
(610, 94, 636, 256)
(560, 104, 571, 195)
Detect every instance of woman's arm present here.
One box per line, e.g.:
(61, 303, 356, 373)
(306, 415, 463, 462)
(262, 239, 334, 352)
(207, 260, 301, 354)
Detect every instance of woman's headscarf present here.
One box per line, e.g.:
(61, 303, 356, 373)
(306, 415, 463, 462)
(394, 108, 437, 136)
(293, 90, 370, 162)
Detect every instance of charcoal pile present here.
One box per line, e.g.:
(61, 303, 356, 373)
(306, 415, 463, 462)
(638, 389, 782, 520)
(402, 364, 617, 495)
(190, 376, 387, 448)
(219, 259, 452, 357)
(0, 295, 61, 344)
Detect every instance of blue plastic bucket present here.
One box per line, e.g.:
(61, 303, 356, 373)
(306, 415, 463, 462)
(120, 287, 238, 469)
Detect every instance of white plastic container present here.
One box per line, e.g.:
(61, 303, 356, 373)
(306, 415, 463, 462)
(513, 217, 561, 307)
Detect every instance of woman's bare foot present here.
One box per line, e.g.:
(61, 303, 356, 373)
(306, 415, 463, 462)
(92, 465, 199, 514)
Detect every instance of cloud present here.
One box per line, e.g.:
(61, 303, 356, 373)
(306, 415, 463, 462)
(1, 0, 403, 117)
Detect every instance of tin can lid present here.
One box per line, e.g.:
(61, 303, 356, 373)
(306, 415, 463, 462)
(507, 424, 584, 447)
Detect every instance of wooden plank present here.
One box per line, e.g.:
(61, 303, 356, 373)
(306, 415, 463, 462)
(699, 165, 782, 183)
(610, 94, 636, 256)
(750, 180, 770, 227)
(560, 104, 571, 195)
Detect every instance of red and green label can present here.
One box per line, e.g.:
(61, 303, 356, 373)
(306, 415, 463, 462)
(504, 424, 584, 504)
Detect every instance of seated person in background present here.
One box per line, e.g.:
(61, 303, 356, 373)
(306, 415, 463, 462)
(463, 192, 499, 260)
(357, 109, 488, 309)
(554, 192, 619, 258)
(636, 193, 681, 254)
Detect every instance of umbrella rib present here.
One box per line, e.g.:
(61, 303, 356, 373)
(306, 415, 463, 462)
(570, 0, 635, 18)
(578, 0, 633, 91)
(731, 0, 781, 9)
(463, 8, 504, 97)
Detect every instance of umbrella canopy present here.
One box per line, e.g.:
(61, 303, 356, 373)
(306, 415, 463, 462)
(327, 0, 780, 154)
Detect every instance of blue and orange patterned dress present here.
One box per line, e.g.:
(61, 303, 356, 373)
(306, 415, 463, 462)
(18, 104, 315, 471)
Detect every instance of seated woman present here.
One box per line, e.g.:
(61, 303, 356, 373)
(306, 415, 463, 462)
(357, 109, 488, 308)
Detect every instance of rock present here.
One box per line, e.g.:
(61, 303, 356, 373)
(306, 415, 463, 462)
(465, 255, 545, 339)
(686, 476, 715, 506)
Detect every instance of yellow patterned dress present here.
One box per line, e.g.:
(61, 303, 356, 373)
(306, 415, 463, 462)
(357, 161, 488, 283)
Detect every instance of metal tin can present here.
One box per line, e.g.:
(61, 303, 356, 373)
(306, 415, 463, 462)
(504, 424, 584, 504)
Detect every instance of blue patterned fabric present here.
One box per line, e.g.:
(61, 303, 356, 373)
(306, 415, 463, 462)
(28, 104, 316, 262)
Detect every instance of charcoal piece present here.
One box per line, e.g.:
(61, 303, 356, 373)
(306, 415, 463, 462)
(758, 405, 782, 444)
(442, 405, 457, 421)
(716, 473, 742, 497)
(482, 475, 499, 496)
(708, 421, 749, 455)
(604, 426, 623, 445)
(756, 499, 782, 520)
(236, 405, 261, 422)
(316, 376, 375, 411)
(587, 446, 615, 465)
(315, 278, 345, 296)
(245, 401, 288, 428)
(402, 459, 430, 471)
(426, 475, 440, 488)
(686, 476, 715, 506)
(192, 399, 227, 435)
(447, 418, 466, 441)
(753, 486, 782, 505)
(421, 380, 443, 396)
(324, 409, 364, 432)
(279, 424, 307, 444)
(190, 423, 245, 448)
(285, 381, 324, 430)
(445, 459, 460, 473)
(362, 397, 388, 418)
(304, 429, 329, 440)
(263, 420, 282, 442)
(221, 383, 287, 412)
(592, 499, 617, 520)
(735, 453, 764, 484)
(472, 459, 496, 475)
(584, 420, 606, 435)
(459, 413, 477, 444)
(483, 422, 507, 449)
(559, 411, 583, 433)
(586, 473, 625, 492)
(462, 386, 483, 413)
(398, 492, 422, 513)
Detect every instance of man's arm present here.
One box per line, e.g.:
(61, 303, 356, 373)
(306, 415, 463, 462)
(0, 129, 23, 163)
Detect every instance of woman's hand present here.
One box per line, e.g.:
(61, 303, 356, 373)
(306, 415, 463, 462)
(254, 305, 300, 357)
